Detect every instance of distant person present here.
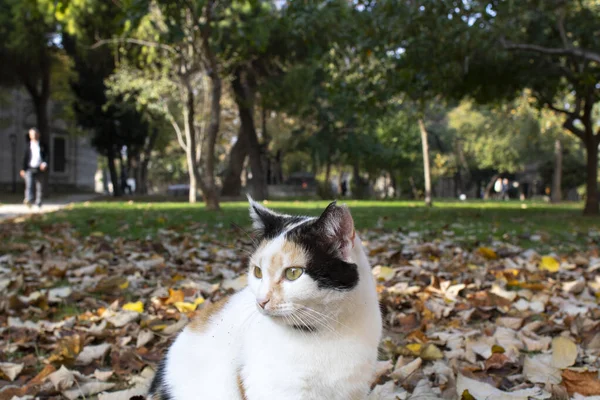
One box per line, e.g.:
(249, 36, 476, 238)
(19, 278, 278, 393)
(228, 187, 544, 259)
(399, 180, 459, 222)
(494, 178, 503, 198)
(121, 168, 132, 194)
(19, 128, 48, 208)
(501, 178, 509, 200)
(340, 179, 348, 197)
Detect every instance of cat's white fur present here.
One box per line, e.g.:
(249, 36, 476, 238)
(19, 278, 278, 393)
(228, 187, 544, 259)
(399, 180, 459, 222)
(161, 221, 381, 399)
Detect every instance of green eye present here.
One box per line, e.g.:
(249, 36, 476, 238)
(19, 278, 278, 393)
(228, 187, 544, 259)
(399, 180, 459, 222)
(254, 266, 263, 279)
(284, 267, 304, 281)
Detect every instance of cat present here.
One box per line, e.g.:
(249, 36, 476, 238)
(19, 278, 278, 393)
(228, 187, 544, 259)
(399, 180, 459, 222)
(148, 199, 382, 400)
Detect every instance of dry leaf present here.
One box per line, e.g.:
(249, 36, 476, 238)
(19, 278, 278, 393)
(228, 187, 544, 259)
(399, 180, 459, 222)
(456, 374, 549, 400)
(552, 337, 578, 369)
(76, 343, 111, 365)
(122, 301, 144, 313)
(561, 369, 600, 396)
(478, 247, 498, 260)
(539, 256, 560, 272)
(0, 362, 24, 381)
(62, 381, 116, 400)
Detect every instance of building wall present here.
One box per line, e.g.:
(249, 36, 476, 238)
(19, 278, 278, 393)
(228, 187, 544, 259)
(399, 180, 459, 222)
(0, 88, 98, 192)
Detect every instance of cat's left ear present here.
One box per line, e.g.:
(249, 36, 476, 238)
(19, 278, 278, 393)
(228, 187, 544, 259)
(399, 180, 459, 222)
(248, 195, 285, 238)
(315, 201, 355, 260)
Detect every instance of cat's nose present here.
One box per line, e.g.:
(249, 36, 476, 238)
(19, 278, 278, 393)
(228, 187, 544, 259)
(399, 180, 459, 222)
(257, 298, 270, 309)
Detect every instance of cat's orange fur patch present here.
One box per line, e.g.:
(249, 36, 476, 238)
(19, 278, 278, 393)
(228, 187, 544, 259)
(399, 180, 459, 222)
(237, 369, 247, 400)
(188, 297, 229, 333)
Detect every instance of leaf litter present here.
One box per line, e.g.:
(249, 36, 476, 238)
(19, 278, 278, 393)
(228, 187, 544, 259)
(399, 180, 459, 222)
(1, 219, 600, 399)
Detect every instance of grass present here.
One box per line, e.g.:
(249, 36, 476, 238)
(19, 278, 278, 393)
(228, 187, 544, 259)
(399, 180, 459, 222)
(10, 199, 600, 252)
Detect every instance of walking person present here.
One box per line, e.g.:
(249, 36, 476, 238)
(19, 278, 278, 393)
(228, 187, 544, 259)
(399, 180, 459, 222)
(19, 128, 48, 208)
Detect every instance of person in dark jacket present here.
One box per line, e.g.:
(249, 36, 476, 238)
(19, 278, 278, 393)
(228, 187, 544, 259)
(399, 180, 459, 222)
(19, 128, 48, 208)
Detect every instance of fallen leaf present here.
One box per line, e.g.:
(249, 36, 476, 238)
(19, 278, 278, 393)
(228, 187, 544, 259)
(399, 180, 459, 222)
(539, 256, 560, 272)
(552, 337, 578, 369)
(523, 354, 561, 384)
(478, 247, 498, 259)
(420, 343, 444, 361)
(47, 365, 76, 391)
(122, 301, 144, 313)
(456, 374, 549, 400)
(561, 369, 600, 396)
(391, 357, 422, 381)
(76, 343, 111, 365)
(63, 381, 116, 400)
(0, 362, 24, 381)
(484, 353, 512, 371)
(165, 288, 185, 305)
(373, 266, 396, 282)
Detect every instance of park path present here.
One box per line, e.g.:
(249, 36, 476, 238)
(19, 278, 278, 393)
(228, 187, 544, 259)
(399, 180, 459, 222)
(0, 193, 99, 222)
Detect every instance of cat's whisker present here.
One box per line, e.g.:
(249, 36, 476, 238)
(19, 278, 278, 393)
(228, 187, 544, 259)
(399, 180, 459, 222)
(296, 309, 338, 337)
(301, 306, 357, 335)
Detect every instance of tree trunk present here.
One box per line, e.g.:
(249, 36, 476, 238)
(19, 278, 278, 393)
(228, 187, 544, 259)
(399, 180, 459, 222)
(583, 137, 599, 215)
(409, 176, 420, 199)
(221, 126, 248, 197)
(138, 127, 158, 195)
(232, 67, 267, 200)
(182, 79, 200, 204)
(551, 139, 563, 203)
(418, 119, 432, 207)
(199, 71, 222, 211)
(107, 152, 121, 197)
(484, 174, 500, 200)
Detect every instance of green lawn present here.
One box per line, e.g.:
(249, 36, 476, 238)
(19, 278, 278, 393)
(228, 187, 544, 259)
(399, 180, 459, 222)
(14, 199, 600, 252)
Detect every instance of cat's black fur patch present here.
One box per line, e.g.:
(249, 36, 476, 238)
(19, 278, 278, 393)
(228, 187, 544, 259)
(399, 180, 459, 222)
(286, 218, 359, 291)
(292, 323, 318, 333)
(148, 358, 171, 400)
(251, 204, 308, 240)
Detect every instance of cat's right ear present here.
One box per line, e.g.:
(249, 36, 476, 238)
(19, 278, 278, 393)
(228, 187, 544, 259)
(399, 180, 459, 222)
(248, 195, 284, 239)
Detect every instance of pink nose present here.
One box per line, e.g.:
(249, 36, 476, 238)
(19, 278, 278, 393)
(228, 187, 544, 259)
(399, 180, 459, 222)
(257, 298, 270, 309)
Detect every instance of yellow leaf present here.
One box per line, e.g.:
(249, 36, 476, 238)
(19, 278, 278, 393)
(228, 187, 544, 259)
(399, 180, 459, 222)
(491, 345, 505, 354)
(165, 289, 185, 305)
(540, 256, 560, 272)
(122, 301, 144, 313)
(420, 343, 444, 360)
(118, 280, 129, 290)
(194, 297, 205, 306)
(373, 266, 395, 282)
(478, 247, 497, 260)
(174, 302, 197, 313)
(406, 343, 422, 355)
(552, 337, 578, 368)
(90, 231, 104, 237)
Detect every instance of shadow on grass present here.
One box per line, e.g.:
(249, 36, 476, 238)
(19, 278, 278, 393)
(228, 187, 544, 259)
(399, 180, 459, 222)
(12, 200, 596, 252)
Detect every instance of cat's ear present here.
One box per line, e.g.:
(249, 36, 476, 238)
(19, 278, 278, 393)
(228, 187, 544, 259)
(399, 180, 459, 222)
(248, 195, 284, 238)
(315, 201, 355, 260)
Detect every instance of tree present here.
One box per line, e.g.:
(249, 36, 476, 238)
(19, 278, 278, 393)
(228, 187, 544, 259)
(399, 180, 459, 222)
(106, 0, 224, 209)
(492, 0, 600, 214)
(0, 0, 62, 145)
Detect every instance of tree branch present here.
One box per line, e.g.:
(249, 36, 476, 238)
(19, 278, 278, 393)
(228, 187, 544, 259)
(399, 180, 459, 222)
(563, 116, 584, 139)
(500, 38, 600, 64)
(92, 38, 177, 54)
(163, 103, 187, 151)
(546, 103, 576, 118)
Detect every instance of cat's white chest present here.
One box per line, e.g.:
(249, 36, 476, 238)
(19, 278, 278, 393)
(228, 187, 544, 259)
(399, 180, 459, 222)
(241, 316, 377, 400)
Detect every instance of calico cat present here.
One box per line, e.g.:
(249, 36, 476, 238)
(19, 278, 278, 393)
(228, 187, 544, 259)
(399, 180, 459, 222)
(149, 199, 382, 400)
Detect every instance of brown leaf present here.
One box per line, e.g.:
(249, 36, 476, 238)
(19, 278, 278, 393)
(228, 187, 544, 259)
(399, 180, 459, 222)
(47, 334, 84, 365)
(165, 288, 185, 305)
(561, 369, 600, 396)
(484, 353, 512, 371)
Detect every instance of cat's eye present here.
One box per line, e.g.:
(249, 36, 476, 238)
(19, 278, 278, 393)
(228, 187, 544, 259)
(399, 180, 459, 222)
(284, 267, 304, 281)
(254, 266, 263, 279)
